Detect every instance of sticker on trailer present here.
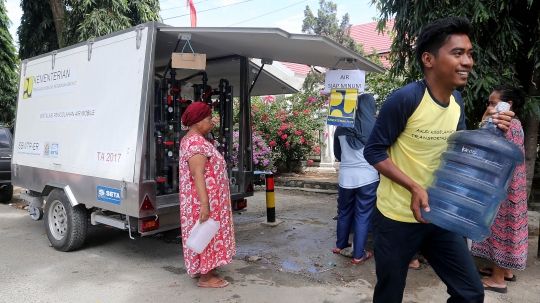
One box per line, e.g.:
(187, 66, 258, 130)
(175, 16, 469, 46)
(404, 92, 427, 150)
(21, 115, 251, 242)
(97, 186, 121, 205)
(23, 68, 77, 99)
(93, 150, 126, 166)
(17, 141, 44, 157)
(39, 106, 97, 122)
(43, 142, 59, 158)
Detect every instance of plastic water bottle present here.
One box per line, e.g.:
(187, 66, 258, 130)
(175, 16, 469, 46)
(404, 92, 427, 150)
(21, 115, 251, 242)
(185, 218, 220, 253)
(422, 102, 524, 241)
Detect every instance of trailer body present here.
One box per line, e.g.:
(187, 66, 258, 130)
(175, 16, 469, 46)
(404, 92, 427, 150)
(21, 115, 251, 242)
(12, 22, 384, 251)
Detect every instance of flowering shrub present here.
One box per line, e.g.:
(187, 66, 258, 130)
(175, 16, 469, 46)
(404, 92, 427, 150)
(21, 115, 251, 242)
(231, 131, 276, 172)
(251, 92, 327, 172)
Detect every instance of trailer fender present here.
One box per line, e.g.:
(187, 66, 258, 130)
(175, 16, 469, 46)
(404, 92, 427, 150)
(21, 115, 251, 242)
(42, 182, 79, 206)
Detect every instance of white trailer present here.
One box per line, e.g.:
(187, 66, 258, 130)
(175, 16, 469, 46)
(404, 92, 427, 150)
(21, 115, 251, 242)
(12, 22, 383, 251)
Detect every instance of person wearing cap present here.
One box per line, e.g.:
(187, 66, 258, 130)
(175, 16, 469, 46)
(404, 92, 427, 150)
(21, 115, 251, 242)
(178, 102, 235, 288)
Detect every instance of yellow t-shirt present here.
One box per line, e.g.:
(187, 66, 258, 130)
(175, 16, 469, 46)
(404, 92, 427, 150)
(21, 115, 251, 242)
(364, 80, 465, 222)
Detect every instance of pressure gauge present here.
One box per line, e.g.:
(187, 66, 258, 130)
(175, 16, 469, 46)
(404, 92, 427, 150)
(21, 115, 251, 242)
(167, 151, 173, 157)
(168, 106, 173, 113)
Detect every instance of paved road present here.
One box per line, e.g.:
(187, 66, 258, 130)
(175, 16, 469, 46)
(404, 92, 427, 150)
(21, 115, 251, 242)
(1, 189, 539, 303)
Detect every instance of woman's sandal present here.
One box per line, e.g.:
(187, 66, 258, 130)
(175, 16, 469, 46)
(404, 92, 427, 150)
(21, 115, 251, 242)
(332, 242, 353, 254)
(482, 280, 507, 293)
(478, 268, 517, 282)
(351, 251, 373, 264)
(197, 278, 229, 288)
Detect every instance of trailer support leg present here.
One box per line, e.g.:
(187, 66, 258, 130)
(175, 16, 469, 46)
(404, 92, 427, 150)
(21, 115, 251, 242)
(127, 215, 135, 240)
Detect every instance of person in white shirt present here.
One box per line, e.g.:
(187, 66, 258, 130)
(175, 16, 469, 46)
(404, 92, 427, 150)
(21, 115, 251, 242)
(332, 93, 379, 264)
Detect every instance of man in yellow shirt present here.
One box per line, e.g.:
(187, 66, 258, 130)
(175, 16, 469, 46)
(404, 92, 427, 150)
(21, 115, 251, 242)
(364, 17, 514, 302)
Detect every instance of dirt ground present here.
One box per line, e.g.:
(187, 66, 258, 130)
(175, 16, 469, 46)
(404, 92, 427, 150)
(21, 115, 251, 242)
(3, 186, 540, 302)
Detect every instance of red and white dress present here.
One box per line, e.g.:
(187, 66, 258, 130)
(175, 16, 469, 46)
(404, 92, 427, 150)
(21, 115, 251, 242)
(179, 134, 236, 275)
(471, 119, 528, 270)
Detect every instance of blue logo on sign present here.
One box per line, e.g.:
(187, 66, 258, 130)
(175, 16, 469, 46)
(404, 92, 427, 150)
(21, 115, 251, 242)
(329, 89, 355, 118)
(50, 143, 59, 157)
(97, 186, 121, 205)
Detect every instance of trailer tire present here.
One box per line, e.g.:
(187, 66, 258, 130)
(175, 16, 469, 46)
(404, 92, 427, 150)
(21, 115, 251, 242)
(0, 185, 13, 203)
(44, 189, 87, 252)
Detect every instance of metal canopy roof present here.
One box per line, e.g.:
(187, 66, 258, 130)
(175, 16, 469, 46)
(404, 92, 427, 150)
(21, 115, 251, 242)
(155, 58, 299, 97)
(156, 26, 385, 73)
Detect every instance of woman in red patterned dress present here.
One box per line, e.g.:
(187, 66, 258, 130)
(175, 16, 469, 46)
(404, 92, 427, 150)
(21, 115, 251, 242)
(472, 85, 528, 293)
(179, 102, 236, 288)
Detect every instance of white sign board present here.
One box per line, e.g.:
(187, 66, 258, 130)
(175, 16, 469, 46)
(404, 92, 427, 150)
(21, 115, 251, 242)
(13, 28, 148, 182)
(324, 70, 365, 93)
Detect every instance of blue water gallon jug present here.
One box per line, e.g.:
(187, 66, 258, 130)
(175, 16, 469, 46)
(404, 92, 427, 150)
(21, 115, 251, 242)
(422, 103, 524, 241)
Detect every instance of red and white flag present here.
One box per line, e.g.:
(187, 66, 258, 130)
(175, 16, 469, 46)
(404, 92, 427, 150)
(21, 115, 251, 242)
(186, 0, 197, 27)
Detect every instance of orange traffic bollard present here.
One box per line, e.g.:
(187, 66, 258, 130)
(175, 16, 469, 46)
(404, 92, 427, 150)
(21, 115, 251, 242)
(265, 174, 275, 223)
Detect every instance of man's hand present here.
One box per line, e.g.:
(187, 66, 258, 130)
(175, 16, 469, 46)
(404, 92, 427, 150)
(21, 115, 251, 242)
(410, 184, 430, 224)
(490, 108, 515, 133)
(199, 204, 210, 223)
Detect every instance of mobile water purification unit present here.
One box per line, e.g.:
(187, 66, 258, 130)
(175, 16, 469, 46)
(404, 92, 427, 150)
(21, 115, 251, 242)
(12, 22, 383, 251)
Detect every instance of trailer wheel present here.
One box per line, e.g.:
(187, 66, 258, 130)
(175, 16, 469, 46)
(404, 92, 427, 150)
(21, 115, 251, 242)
(44, 189, 87, 251)
(0, 185, 13, 203)
(29, 205, 44, 221)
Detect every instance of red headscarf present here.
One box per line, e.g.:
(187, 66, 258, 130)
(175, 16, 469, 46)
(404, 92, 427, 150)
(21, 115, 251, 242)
(181, 102, 212, 126)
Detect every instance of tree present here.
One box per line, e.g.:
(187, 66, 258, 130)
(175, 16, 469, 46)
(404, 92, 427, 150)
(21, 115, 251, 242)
(48, 0, 64, 47)
(18, 0, 161, 56)
(302, 0, 363, 54)
(62, 0, 161, 46)
(373, 0, 540, 202)
(0, 0, 18, 127)
(301, 0, 401, 105)
(17, 0, 59, 60)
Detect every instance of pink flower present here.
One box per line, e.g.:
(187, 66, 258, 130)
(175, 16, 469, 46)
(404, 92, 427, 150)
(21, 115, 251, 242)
(266, 134, 270, 139)
(293, 111, 299, 115)
(281, 116, 286, 121)
(325, 132, 329, 138)
(319, 91, 327, 95)
(252, 105, 259, 111)
(264, 95, 275, 104)
(303, 109, 310, 114)
(281, 134, 288, 140)
(261, 114, 269, 122)
(300, 136, 305, 144)
(269, 141, 276, 147)
(295, 131, 302, 135)
(314, 146, 320, 153)
(279, 124, 288, 131)
(277, 131, 282, 135)
(308, 159, 314, 163)
(259, 131, 263, 135)
(285, 142, 290, 147)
